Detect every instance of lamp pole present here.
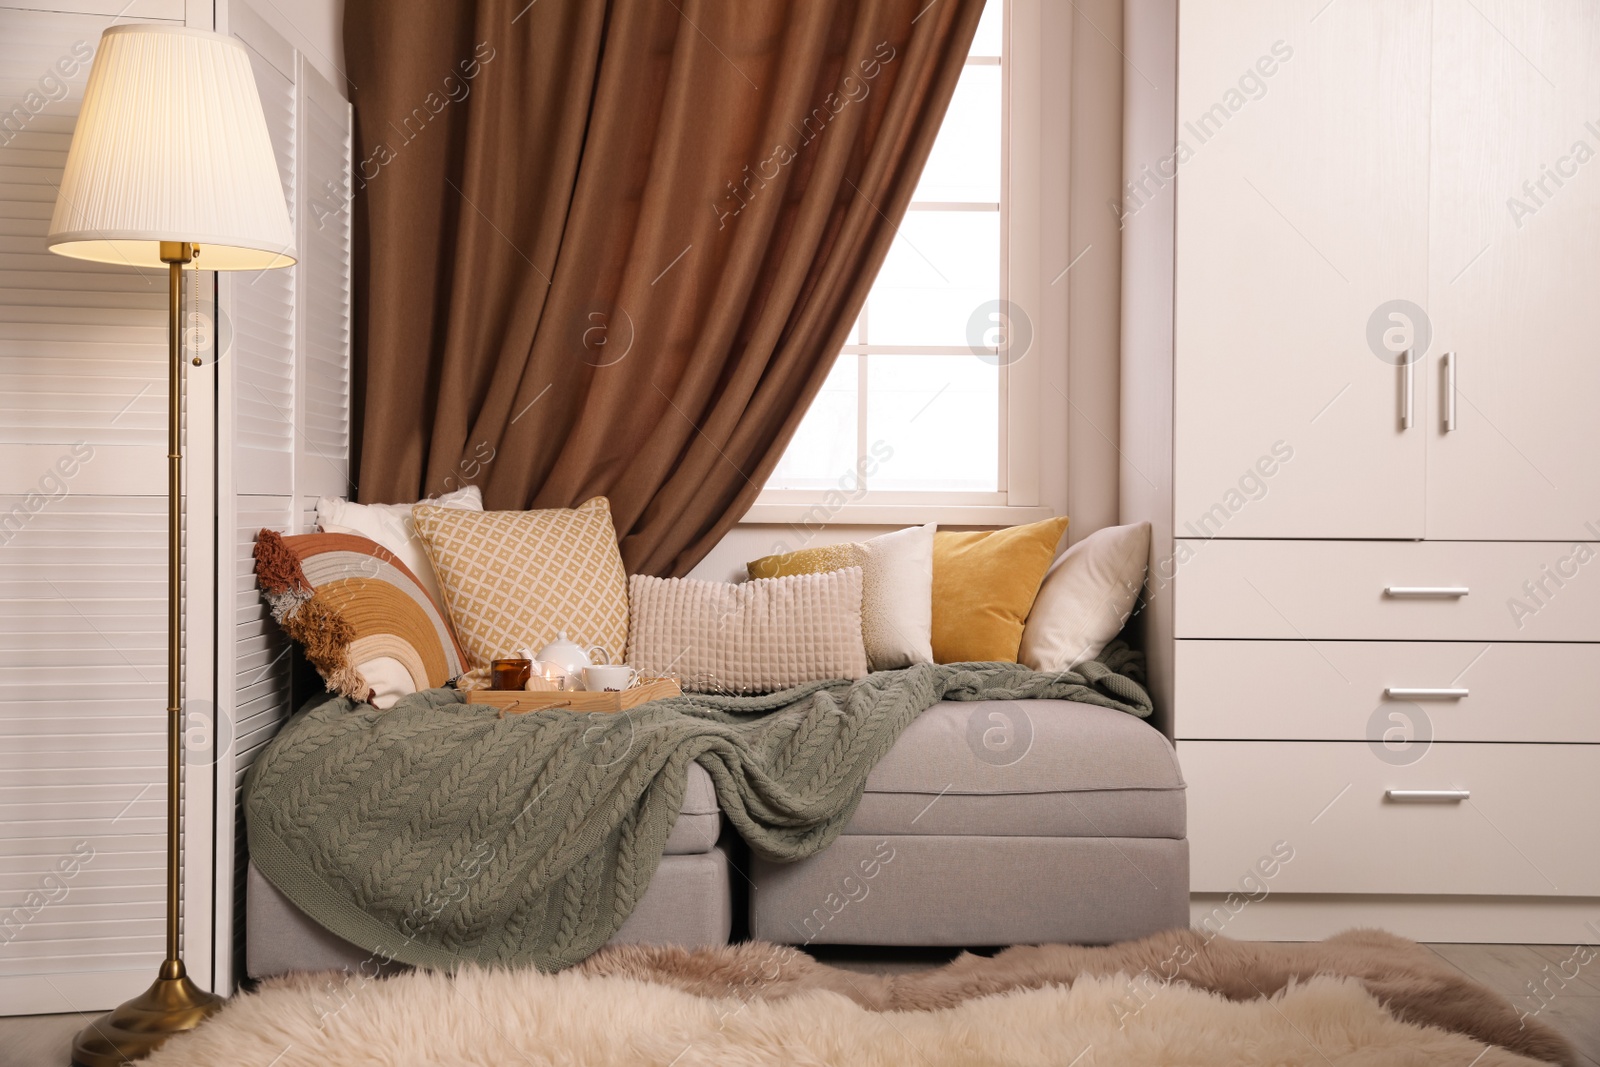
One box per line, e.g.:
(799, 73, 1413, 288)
(160, 241, 193, 972)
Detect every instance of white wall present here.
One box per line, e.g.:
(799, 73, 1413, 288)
(1064, 0, 1125, 543)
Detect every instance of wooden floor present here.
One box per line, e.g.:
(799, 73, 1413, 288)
(2, 944, 1596, 1066)
(1422, 944, 1600, 1066)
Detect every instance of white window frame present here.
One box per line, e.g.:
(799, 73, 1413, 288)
(743, 0, 1062, 526)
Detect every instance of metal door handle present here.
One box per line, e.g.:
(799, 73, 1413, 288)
(1443, 351, 1456, 432)
(1384, 586, 1469, 598)
(1386, 789, 1470, 802)
(1384, 687, 1469, 699)
(1401, 350, 1414, 429)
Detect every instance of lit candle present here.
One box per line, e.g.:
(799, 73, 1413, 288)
(540, 661, 568, 691)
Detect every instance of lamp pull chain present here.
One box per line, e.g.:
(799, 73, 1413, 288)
(190, 248, 205, 366)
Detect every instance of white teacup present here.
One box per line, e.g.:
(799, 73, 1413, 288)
(583, 664, 638, 692)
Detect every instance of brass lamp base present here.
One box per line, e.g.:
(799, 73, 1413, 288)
(71, 960, 223, 1067)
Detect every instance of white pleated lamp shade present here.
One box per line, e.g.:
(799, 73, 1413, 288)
(47, 24, 295, 272)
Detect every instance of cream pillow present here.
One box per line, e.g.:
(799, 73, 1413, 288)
(413, 497, 629, 672)
(316, 485, 481, 606)
(746, 523, 935, 670)
(1019, 521, 1151, 672)
(627, 570, 869, 693)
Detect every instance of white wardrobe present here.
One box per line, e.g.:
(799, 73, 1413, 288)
(1123, 0, 1600, 941)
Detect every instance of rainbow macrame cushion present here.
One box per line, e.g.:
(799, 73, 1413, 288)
(253, 530, 467, 707)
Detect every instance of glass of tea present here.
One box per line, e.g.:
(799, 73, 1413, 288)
(490, 657, 533, 691)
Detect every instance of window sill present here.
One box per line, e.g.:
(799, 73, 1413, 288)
(739, 503, 1055, 527)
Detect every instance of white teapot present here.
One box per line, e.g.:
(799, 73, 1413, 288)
(519, 632, 612, 691)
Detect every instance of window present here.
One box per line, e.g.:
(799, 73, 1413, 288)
(752, 0, 1054, 524)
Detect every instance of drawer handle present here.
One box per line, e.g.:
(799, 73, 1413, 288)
(1443, 350, 1457, 432)
(1384, 586, 1469, 598)
(1401, 349, 1415, 429)
(1385, 789, 1470, 803)
(1384, 687, 1469, 700)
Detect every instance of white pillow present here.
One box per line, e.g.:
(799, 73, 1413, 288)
(315, 485, 482, 607)
(855, 523, 935, 670)
(744, 524, 935, 672)
(1019, 521, 1150, 673)
(627, 570, 869, 693)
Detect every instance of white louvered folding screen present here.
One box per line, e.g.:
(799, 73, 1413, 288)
(0, 0, 215, 1015)
(296, 60, 352, 505)
(211, 0, 350, 992)
(220, 495, 292, 983)
(229, 1, 297, 499)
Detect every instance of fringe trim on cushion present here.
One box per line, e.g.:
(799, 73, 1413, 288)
(253, 529, 313, 597)
(254, 528, 372, 702)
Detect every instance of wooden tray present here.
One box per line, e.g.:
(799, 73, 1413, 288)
(464, 678, 682, 714)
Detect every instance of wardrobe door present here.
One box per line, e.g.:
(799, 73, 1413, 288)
(1427, 0, 1600, 540)
(1173, 1, 1430, 538)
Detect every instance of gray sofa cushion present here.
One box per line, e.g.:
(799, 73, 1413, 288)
(243, 760, 722, 978)
(666, 761, 721, 854)
(847, 700, 1185, 839)
(246, 848, 734, 979)
(751, 835, 1190, 946)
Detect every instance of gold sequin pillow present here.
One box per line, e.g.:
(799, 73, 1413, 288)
(413, 497, 629, 675)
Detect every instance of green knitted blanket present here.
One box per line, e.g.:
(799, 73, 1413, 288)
(245, 653, 1151, 972)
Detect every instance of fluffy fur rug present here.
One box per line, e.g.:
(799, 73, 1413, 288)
(144, 930, 1576, 1067)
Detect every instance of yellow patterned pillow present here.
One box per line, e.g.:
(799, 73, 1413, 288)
(413, 497, 629, 675)
(748, 542, 866, 581)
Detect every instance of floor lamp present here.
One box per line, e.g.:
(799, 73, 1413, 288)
(45, 24, 295, 1066)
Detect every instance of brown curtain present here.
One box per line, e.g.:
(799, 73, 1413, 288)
(346, 0, 983, 575)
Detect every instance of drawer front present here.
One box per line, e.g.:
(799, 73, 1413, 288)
(1176, 539, 1600, 641)
(1181, 741, 1600, 896)
(1177, 640, 1600, 743)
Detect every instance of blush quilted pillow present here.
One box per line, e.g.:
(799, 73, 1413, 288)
(626, 570, 869, 694)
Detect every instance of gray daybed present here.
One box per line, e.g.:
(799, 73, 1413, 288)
(245, 697, 1186, 977)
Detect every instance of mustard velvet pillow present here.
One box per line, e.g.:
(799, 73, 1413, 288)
(931, 516, 1070, 663)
